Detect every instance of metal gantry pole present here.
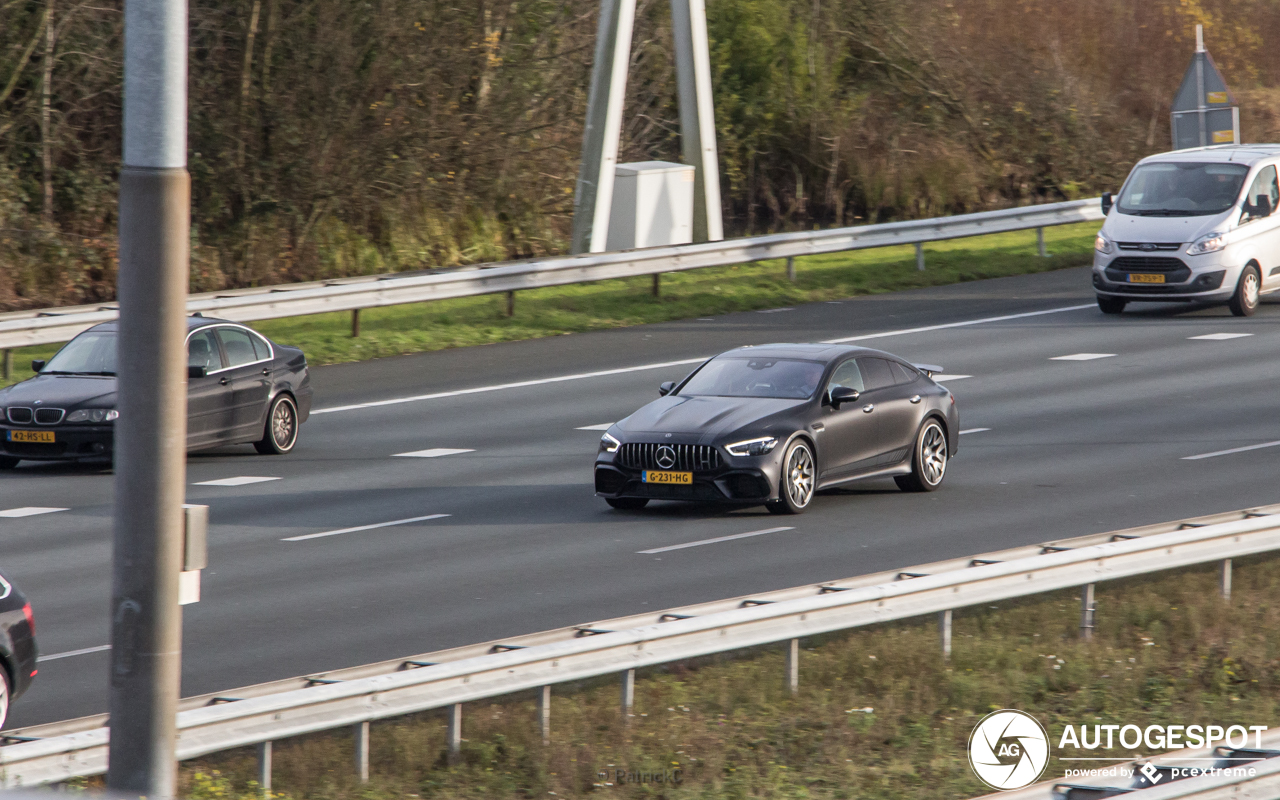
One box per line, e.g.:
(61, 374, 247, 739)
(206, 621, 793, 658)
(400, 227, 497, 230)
(570, 0, 636, 254)
(671, 0, 723, 243)
(107, 0, 190, 791)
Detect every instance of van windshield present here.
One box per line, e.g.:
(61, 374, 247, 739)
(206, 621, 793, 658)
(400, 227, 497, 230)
(1116, 162, 1249, 217)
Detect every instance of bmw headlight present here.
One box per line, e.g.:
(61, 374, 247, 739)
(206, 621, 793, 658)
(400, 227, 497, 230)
(65, 408, 118, 423)
(1187, 231, 1227, 255)
(600, 432, 620, 453)
(1094, 233, 1113, 254)
(725, 436, 778, 457)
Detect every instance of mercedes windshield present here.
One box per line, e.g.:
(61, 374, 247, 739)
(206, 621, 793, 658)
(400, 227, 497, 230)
(679, 357, 825, 400)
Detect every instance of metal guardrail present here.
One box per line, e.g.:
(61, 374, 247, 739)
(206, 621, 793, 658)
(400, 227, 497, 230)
(2, 503, 1278, 788)
(0, 198, 1103, 351)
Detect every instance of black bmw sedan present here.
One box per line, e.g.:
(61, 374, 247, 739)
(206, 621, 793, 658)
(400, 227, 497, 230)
(594, 344, 959, 514)
(0, 570, 38, 729)
(0, 315, 313, 467)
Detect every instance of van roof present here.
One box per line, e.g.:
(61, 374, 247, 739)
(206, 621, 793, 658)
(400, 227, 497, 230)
(1138, 144, 1280, 168)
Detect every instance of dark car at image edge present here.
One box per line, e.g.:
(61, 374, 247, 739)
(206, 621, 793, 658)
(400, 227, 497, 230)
(594, 344, 959, 514)
(0, 571, 38, 730)
(0, 315, 313, 467)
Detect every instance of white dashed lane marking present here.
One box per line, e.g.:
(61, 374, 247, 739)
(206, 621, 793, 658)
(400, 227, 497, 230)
(393, 448, 475, 458)
(933, 374, 971, 382)
(1050, 353, 1116, 361)
(959, 428, 990, 435)
(283, 513, 451, 542)
(638, 527, 795, 554)
(1188, 333, 1253, 341)
(1182, 441, 1280, 461)
(38, 644, 111, 662)
(576, 423, 615, 431)
(0, 507, 68, 518)
(193, 476, 281, 487)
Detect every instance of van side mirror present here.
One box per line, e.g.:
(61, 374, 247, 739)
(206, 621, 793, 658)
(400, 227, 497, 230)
(188, 365, 208, 379)
(1247, 195, 1274, 219)
(31, 359, 45, 372)
(829, 386, 860, 407)
(1101, 192, 1113, 215)
(658, 381, 675, 396)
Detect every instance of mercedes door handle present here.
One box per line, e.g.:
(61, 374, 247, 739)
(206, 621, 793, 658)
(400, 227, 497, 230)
(910, 395, 922, 404)
(862, 404, 875, 413)
(219, 377, 230, 386)
(262, 368, 270, 376)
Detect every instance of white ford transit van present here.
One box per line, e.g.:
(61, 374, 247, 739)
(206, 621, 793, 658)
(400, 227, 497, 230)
(1093, 144, 1280, 316)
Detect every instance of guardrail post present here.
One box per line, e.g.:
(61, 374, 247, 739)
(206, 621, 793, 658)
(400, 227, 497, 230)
(354, 721, 370, 782)
(786, 256, 795, 282)
(652, 273, 660, 297)
(351, 309, 360, 337)
(1036, 226, 1047, 257)
(1221, 558, 1232, 600)
(256, 741, 272, 792)
(621, 668, 635, 723)
(539, 685, 551, 745)
(1080, 583, 1096, 640)
(2, 348, 10, 380)
(786, 638, 799, 694)
(447, 703, 463, 763)
(505, 290, 515, 317)
(915, 242, 924, 271)
(939, 609, 952, 659)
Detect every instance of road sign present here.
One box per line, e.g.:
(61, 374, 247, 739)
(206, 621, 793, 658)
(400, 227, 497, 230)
(1171, 25, 1239, 149)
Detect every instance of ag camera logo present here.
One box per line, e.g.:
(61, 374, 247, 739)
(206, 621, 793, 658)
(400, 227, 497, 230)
(968, 709, 1051, 790)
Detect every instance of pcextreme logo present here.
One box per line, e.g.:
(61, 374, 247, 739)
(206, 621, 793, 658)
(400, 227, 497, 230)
(968, 709, 1051, 791)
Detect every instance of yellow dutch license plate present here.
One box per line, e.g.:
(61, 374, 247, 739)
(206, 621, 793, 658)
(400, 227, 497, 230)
(9, 430, 54, 443)
(642, 470, 692, 485)
(1128, 273, 1165, 284)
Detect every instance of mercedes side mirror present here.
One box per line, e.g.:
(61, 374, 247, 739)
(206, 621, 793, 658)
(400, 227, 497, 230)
(1101, 192, 1113, 215)
(830, 386, 860, 407)
(188, 365, 208, 379)
(659, 381, 676, 396)
(31, 359, 45, 372)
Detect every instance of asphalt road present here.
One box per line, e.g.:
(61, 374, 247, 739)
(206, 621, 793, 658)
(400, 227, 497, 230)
(6, 264, 1280, 728)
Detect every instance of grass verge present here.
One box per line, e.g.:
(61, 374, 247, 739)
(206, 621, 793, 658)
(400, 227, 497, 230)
(149, 552, 1280, 800)
(1, 222, 1097, 389)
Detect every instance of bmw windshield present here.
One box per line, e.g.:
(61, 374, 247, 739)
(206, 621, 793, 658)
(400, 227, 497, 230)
(679, 357, 824, 400)
(1116, 162, 1248, 217)
(42, 330, 117, 375)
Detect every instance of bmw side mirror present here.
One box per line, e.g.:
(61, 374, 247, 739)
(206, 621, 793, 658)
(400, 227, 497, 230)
(1101, 192, 1113, 215)
(188, 365, 208, 379)
(659, 381, 675, 396)
(31, 359, 45, 372)
(830, 386, 860, 407)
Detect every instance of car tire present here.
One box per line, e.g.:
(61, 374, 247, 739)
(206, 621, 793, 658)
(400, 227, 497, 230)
(0, 665, 9, 731)
(1229, 265, 1261, 317)
(606, 497, 649, 510)
(0, 456, 19, 470)
(1097, 296, 1126, 315)
(895, 419, 948, 492)
(253, 394, 299, 455)
(773, 439, 816, 514)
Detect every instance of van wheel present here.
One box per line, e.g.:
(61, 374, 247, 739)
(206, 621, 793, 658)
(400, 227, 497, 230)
(1097, 296, 1126, 315)
(1229, 265, 1261, 317)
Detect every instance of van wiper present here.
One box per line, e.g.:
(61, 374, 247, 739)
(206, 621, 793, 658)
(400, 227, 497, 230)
(1129, 209, 1210, 217)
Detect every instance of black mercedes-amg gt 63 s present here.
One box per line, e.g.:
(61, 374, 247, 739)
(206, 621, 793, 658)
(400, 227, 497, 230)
(0, 569, 38, 729)
(0, 315, 313, 467)
(594, 343, 959, 514)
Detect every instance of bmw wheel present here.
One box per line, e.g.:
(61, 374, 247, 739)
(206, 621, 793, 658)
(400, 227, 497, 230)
(1229, 264, 1261, 317)
(769, 439, 815, 514)
(0, 456, 18, 470)
(254, 394, 299, 455)
(895, 419, 948, 492)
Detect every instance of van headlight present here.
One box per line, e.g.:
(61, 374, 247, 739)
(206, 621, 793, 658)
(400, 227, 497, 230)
(600, 432, 620, 453)
(1094, 233, 1114, 254)
(1187, 231, 1227, 255)
(65, 408, 118, 423)
(725, 436, 778, 457)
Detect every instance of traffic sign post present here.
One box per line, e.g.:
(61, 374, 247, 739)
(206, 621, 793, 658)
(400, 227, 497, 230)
(1171, 24, 1239, 149)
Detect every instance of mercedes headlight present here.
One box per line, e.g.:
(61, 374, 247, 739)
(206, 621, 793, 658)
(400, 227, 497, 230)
(1094, 233, 1113, 254)
(1187, 231, 1227, 255)
(600, 432, 620, 453)
(725, 436, 778, 457)
(65, 408, 118, 423)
